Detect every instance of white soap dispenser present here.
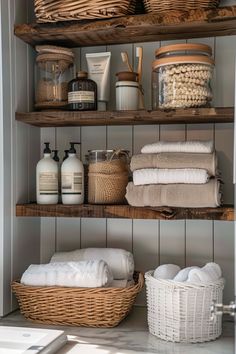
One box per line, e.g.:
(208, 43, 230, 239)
(36, 142, 59, 204)
(61, 142, 84, 205)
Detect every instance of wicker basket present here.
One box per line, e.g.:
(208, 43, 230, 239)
(145, 271, 224, 343)
(143, 0, 220, 14)
(11, 271, 144, 327)
(34, 0, 136, 23)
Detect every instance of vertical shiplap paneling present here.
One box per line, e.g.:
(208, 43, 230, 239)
(81, 218, 106, 248)
(107, 219, 132, 251)
(214, 221, 234, 303)
(40, 128, 56, 263)
(56, 218, 81, 251)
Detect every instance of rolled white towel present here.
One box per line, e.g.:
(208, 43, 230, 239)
(110, 279, 134, 288)
(51, 248, 134, 280)
(21, 261, 113, 288)
(133, 168, 209, 185)
(173, 266, 200, 282)
(202, 262, 222, 281)
(141, 141, 214, 154)
(154, 264, 180, 280)
(187, 268, 214, 283)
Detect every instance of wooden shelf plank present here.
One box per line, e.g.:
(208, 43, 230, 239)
(16, 107, 234, 127)
(14, 7, 236, 47)
(16, 203, 234, 221)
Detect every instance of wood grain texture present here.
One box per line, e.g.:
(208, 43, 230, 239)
(14, 6, 236, 47)
(16, 107, 234, 127)
(16, 203, 235, 221)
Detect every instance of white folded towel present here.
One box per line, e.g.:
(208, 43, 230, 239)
(110, 279, 134, 288)
(154, 264, 180, 280)
(141, 141, 214, 154)
(21, 261, 113, 288)
(133, 168, 209, 185)
(173, 266, 199, 282)
(51, 248, 134, 280)
(187, 262, 222, 283)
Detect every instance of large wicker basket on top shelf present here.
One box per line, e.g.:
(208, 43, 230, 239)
(143, 0, 220, 14)
(11, 271, 144, 327)
(34, 0, 136, 23)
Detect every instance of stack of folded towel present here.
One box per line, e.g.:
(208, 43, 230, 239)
(126, 140, 221, 208)
(21, 248, 135, 288)
(153, 262, 222, 283)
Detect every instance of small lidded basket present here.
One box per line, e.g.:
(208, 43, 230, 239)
(35, 45, 75, 109)
(152, 43, 214, 110)
(88, 149, 129, 204)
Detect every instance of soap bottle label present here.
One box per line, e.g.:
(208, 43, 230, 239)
(68, 91, 95, 104)
(39, 172, 58, 195)
(62, 172, 82, 194)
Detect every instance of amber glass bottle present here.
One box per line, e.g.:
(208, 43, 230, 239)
(68, 71, 97, 111)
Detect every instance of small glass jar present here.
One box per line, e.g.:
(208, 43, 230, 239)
(152, 43, 214, 110)
(88, 149, 129, 204)
(68, 71, 97, 111)
(35, 52, 74, 109)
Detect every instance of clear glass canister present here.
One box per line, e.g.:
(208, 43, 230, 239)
(88, 149, 129, 204)
(152, 43, 214, 110)
(35, 52, 74, 109)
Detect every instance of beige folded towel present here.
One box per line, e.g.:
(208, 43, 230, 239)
(130, 152, 217, 176)
(125, 179, 221, 208)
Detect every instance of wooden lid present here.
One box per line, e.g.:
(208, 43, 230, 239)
(155, 43, 212, 58)
(152, 55, 214, 69)
(36, 45, 75, 58)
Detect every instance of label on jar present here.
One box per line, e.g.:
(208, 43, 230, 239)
(39, 172, 58, 195)
(68, 91, 95, 104)
(62, 172, 82, 194)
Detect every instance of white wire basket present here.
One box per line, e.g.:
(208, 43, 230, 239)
(145, 270, 224, 343)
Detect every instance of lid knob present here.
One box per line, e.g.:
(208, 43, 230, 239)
(44, 142, 51, 154)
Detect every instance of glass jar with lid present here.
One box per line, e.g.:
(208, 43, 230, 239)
(152, 43, 214, 110)
(35, 45, 75, 109)
(88, 149, 129, 204)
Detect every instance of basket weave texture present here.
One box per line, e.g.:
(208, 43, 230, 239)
(34, 0, 136, 23)
(145, 270, 224, 343)
(143, 0, 220, 14)
(11, 271, 144, 327)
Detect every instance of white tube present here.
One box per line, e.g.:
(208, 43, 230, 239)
(86, 52, 111, 110)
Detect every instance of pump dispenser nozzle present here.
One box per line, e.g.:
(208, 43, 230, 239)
(52, 150, 59, 162)
(63, 150, 69, 161)
(44, 142, 51, 154)
(69, 142, 81, 154)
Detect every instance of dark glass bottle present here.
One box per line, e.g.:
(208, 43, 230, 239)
(67, 71, 97, 111)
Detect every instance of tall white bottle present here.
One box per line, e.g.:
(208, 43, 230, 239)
(61, 142, 84, 204)
(36, 143, 59, 204)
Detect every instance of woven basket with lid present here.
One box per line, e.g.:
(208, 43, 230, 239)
(143, 0, 220, 14)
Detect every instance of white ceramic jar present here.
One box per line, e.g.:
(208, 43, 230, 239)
(116, 81, 139, 110)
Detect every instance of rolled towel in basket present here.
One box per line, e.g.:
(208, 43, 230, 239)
(133, 168, 209, 185)
(21, 260, 113, 288)
(173, 266, 200, 282)
(141, 140, 214, 154)
(51, 248, 134, 280)
(125, 179, 221, 208)
(130, 152, 217, 176)
(154, 264, 180, 280)
(187, 263, 222, 283)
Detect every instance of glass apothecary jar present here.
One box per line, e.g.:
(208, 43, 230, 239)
(35, 47, 75, 109)
(88, 149, 129, 204)
(152, 43, 214, 110)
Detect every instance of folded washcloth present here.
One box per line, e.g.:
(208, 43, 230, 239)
(51, 248, 134, 280)
(141, 141, 214, 154)
(187, 262, 222, 283)
(125, 179, 221, 208)
(130, 152, 217, 176)
(133, 168, 209, 185)
(21, 261, 113, 288)
(154, 264, 180, 280)
(173, 266, 199, 282)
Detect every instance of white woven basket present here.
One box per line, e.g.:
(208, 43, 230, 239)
(145, 270, 224, 343)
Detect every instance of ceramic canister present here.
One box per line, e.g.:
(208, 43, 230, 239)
(116, 80, 139, 110)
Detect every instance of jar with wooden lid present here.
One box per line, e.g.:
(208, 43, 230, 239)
(152, 43, 214, 110)
(35, 45, 75, 109)
(88, 149, 129, 204)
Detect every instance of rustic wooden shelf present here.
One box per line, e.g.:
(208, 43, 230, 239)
(16, 203, 234, 221)
(16, 107, 234, 127)
(14, 6, 236, 47)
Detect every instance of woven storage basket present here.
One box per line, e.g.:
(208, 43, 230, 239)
(11, 271, 144, 327)
(143, 0, 220, 14)
(34, 0, 136, 23)
(145, 271, 224, 343)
